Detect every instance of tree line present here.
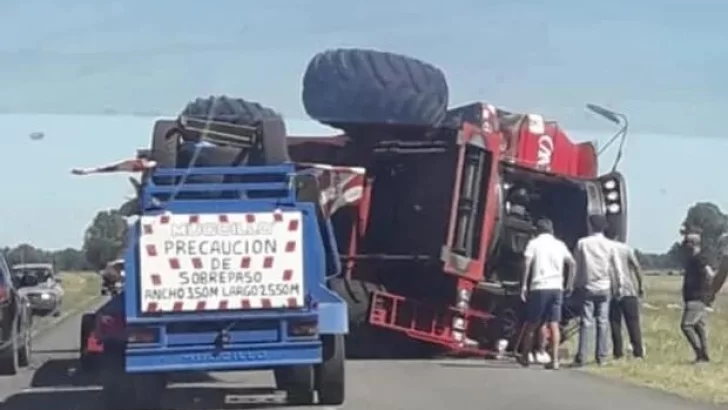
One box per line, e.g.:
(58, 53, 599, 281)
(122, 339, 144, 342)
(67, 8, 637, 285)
(635, 202, 728, 271)
(2, 209, 128, 272)
(2, 202, 726, 273)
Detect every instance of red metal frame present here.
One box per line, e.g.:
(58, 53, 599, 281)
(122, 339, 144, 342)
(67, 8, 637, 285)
(368, 290, 493, 355)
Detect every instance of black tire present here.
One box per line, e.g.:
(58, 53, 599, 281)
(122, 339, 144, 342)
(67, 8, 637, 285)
(328, 277, 390, 358)
(17, 322, 30, 368)
(179, 96, 289, 165)
(80, 314, 96, 371)
(275, 365, 315, 405)
(315, 334, 345, 405)
(101, 347, 164, 410)
(302, 48, 449, 129)
(149, 120, 179, 187)
(0, 326, 18, 376)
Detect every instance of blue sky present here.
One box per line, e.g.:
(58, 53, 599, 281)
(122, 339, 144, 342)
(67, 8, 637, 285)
(1, 0, 726, 252)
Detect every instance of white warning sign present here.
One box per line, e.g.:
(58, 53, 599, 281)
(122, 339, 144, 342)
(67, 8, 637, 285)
(138, 211, 305, 313)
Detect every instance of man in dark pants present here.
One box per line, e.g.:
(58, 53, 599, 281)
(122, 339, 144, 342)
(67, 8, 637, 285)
(606, 227, 645, 359)
(573, 215, 620, 367)
(680, 233, 715, 363)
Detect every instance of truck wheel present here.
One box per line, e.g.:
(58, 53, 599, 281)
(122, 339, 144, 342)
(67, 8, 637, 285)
(275, 365, 315, 405)
(17, 322, 31, 368)
(0, 326, 19, 375)
(79, 314, 97, 371)
(101, 347, 164, 410)
(315, 334, 345, 405)
(179, 96, 289, 165)
(302, 48, 449, 130)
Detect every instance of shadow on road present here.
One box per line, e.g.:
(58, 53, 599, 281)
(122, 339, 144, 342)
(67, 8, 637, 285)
(3, 387, 288, 410)
(31, 358, 99, 388)
(30, 358, 219, 388)
(437, 360, 520, 369)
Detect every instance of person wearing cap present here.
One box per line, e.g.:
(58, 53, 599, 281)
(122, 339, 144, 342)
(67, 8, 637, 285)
(518, 218, 576, 369)
(606, 226, 645, 360)
(680, 233, 714, 363)
(572, 214, 621, 367)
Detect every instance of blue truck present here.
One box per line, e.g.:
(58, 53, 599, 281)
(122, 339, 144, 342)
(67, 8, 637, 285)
(78, 107, 349, 410)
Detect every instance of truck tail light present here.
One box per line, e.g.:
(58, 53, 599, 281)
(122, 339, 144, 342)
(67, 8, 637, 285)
(0, 287, 8, 303)
(288, 320, 318, 337)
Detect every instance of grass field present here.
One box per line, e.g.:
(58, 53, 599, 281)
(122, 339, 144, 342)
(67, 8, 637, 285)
(32, 271, 101, 332)
(580, 273, 728, 404)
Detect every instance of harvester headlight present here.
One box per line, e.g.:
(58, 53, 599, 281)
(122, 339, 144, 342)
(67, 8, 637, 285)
(606, 191, 619, 201)
(453, 317, 466, 331)
(603, 180, 617, 190)
(607, 204, 621, 214)
(457, 288, 471, 302)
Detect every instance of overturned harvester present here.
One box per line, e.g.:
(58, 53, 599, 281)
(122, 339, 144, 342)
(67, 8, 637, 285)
(289, 48, 630, 358)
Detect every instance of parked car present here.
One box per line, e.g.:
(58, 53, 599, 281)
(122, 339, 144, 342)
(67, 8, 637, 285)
(0, 254, 33, 375)
(11, 263, 64, 317)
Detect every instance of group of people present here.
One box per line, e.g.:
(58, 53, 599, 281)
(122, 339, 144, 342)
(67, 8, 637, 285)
(516, 214, 717, 370)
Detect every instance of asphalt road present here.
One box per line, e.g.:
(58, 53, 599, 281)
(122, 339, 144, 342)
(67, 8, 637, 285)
(0, 303, 724, 410)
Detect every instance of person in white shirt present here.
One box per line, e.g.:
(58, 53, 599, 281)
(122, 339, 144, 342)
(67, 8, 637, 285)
(518, 218, 576, 369)
(572, 215, 621, 367)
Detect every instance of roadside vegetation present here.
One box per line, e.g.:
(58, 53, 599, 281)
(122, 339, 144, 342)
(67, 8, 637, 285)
(583, 273, 728, 404)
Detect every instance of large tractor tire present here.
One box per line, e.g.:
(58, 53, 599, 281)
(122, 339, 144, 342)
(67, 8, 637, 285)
(149, 120, 179, 186)
(328, 277, 417, 358)
(302, 48, 449, 131)
(178, 96, 289, 165)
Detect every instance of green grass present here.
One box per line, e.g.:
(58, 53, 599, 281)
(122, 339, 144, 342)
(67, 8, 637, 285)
(32, 271, 101, 332)
(578, 274, 728, 404)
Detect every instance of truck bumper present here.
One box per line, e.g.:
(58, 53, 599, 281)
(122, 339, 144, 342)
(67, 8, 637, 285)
(28, 299, 59, 312)
(125, 341, 322, 373)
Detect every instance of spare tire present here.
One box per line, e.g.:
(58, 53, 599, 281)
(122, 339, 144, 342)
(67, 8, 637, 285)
(302, 48, 449, 130)
(179, 96, 289, 165)
(149, 120, 179, 186)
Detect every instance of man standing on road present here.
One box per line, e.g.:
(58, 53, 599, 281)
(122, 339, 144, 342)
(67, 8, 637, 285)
(606, 226, 645, 360)
(680, 233, 714, 363)
(573, 215, 620, 367)
(518, 218, 576, 370)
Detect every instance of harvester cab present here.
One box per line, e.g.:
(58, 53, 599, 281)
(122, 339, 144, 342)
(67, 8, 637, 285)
(73, 104, 349, 409)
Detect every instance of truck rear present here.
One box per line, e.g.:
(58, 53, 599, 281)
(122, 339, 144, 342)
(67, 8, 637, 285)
(92, 119, 347, 409)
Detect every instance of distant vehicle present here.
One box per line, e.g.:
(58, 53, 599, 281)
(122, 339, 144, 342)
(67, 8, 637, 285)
(11, 263, 65, 317)
(0, 254, 33, 375)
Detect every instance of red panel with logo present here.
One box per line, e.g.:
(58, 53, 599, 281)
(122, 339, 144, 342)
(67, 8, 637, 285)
(515, 114, 596, 178)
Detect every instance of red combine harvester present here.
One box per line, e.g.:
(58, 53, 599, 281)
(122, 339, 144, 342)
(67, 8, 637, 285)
(290, 49, 630, 358)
